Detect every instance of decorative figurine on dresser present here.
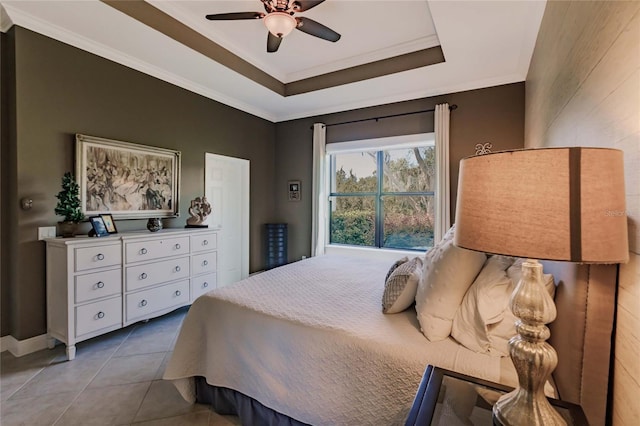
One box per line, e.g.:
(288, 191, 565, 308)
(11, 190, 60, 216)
(186, 196, 211, 228)
(44, 228, 219, 360)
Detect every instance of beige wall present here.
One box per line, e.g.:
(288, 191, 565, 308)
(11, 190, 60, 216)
(525, 1, 639, 424)
(1, 27, 278, 340)
(275, 83, 526, 262)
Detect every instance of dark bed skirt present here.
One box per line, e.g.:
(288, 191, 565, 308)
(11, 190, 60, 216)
(195, 377, 311, 426)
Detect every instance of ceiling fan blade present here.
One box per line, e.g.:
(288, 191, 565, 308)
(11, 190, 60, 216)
(295, 17, 340, 42)
(267, 32, 283, 53)
(205, 12, 264, 21)
(292, 1, 326, 12)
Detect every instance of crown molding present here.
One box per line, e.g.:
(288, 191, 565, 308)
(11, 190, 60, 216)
(146, 0, 286, 82)
(1, 2, 276, 122)
(145, 1, 440, 85)
(275, 72, 524, 122)
(285, 35, 440, 83)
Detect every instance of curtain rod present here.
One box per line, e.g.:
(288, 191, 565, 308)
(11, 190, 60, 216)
(311, 104, 457, 130)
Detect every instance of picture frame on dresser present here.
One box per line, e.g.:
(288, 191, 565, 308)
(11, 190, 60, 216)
(75, 133, 181, 220)
(100, 214, 117, 234)
(89, 216, 110, 237)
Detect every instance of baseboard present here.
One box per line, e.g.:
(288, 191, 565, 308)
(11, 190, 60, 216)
(0, 333, 49, 357)
(0, 335, 11, 352)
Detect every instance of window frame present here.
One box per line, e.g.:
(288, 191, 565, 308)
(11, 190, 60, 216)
(326, 133, 436, 252)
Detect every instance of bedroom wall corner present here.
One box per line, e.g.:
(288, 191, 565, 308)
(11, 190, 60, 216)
(525, 1, 640, 424)
(274, 83, 525, 263)
(1, 27, 18, 339)
(1, 29, 7, 338)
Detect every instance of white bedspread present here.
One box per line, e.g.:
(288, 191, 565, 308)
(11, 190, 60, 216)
(164, 255, 505, 425)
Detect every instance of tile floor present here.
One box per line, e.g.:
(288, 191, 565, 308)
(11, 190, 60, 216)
(0, 307, 241, 426)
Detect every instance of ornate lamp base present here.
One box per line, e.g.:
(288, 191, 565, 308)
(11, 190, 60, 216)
(492, 259, 567, 426)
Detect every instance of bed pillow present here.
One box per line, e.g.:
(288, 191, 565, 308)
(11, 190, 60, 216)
(452, 256, 556, 356)
(415, 225, 487, 341)
(385, 256, 409, 282)
(451, 256, 515, 355)
(382, 257, 423, 314)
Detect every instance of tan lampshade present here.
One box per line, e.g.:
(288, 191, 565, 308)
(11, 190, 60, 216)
(454, 147, 629, 263)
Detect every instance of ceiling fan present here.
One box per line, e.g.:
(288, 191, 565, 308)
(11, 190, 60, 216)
(205, 0, 341, 53)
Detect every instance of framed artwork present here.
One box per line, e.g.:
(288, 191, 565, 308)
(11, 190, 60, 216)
(76, 134, 181, 219)
(89, 216, 110, 237)
(288, 180, 301, 201)
(100, 213, 118, 234)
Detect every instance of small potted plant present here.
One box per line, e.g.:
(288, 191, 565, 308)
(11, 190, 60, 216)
(55, 172, 85, 237)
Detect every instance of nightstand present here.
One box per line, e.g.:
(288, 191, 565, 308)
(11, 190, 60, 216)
(405, 366, 588, 426)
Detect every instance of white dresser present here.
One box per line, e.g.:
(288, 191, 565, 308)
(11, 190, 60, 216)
(45, 228, 219, 360)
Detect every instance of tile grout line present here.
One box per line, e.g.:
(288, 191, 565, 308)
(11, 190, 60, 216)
(2, 363, 52, 402)
(129, 379, 158, 425)
(51, 324, 139, 426)
(1, 310, 186, 426)
(1, 344, 68, 401)
(129, 326, 182, 424)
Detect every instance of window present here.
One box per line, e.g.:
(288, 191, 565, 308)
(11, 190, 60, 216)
(328, 139, 436, 251)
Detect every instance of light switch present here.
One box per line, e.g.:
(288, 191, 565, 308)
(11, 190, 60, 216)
(38, 226, 57, 240)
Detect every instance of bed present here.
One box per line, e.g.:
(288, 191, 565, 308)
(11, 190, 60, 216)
(163, 253, 616, 426)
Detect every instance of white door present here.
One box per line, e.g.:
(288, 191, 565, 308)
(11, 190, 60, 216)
(205, 153, 250, 287)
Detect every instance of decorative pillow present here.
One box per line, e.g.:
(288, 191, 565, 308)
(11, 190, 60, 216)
(382, 257, 423, 314)
(452, 256, 556, 356)
(385, 256, 409, 282)
(415, 225, 487, 341)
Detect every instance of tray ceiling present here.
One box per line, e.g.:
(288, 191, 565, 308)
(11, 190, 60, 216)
(0, 1, 546, 122)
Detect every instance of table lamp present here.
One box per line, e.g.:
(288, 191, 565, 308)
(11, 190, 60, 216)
(454, 147, 628, 425)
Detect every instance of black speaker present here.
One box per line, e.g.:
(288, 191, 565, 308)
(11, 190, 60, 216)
(264, 223, 288, 270)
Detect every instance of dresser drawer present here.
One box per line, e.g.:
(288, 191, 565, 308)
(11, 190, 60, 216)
(191, 233, 217, 253)
(75, 296, 122, 337)
(75, 244, 121, 272)
(191, 273, 217, 300)
(125, 280, 189, 323)
(75, 268, 121, 303)
(125, 256, 190, 292)
(192, 252, 217, 276)
(125, 236, 190, 263)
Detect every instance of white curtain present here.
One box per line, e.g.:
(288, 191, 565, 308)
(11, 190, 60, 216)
(434, 103, 451, 242)
(311, 123, 327, 256)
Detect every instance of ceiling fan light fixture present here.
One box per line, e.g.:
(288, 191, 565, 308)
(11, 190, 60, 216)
(264, 12, 297, 37)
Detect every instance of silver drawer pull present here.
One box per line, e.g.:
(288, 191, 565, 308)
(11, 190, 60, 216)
(140, 299, 148, 307)
(96, 311, 105, 319)
(202, 240, 209, 246)
(175, 290, 181, 297)
(202, 260, 208, 266)
(140, 273, 148, 280)
(96, 281, 105, 289)
(175, 243, 181, 250)
(174, 266, 181, 272)
(202, 282, 209, 288)
(96, 253, 105, 261)
(140, 248, 148, 255)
